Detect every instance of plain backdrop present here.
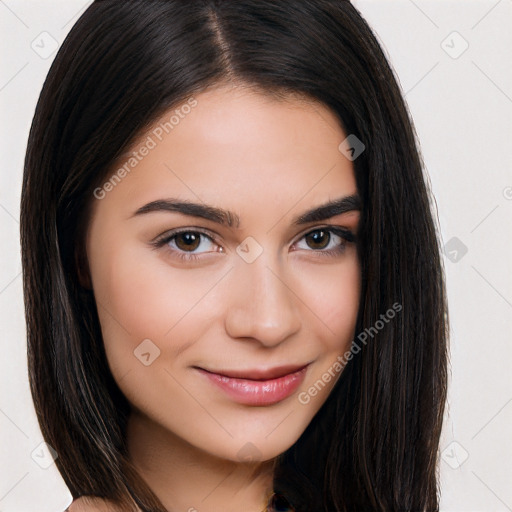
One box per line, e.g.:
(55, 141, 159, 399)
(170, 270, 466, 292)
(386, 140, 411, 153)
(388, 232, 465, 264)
(1, 1, 511, 511)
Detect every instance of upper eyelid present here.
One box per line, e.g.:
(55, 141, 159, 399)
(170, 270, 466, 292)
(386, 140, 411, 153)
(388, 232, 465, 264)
(153, 226, 218, 244)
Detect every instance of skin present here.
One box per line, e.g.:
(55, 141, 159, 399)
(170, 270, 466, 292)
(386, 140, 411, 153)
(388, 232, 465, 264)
(72, 83, 361, 512)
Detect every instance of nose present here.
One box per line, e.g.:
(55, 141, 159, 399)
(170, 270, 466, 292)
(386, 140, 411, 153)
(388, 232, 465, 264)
(224, 254, 301, 347)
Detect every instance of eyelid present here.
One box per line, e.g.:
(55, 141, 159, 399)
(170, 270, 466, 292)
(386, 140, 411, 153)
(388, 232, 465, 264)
(291, 224, 356, 245)
(151, 226, 220, 247)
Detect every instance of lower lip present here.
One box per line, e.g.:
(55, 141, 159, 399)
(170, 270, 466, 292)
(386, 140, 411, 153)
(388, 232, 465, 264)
(197, 366, 308, 406)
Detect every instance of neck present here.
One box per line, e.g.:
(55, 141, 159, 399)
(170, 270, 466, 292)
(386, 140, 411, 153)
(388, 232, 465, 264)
(126, 409, 275, 512)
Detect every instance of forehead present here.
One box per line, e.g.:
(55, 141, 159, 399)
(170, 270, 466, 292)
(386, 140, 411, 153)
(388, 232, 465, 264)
(91, 84, 357, 224)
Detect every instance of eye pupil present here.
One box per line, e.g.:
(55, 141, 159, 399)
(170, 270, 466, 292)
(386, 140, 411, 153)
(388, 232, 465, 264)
(176, 232, 200, 251)
(306, 230, 329, 249)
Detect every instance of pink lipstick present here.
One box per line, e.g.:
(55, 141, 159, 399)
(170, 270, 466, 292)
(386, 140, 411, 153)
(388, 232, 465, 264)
(196, 364, 309, 406)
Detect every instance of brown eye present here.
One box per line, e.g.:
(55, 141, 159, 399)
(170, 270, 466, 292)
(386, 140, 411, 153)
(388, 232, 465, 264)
(293, 227, 354, 257)
(174, 232, 201, 252)
(153, 228, 220, 261)
(304, 230, 331, 250)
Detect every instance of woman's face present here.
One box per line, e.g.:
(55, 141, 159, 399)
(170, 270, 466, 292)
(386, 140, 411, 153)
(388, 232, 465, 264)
(85, 84, 361, 462)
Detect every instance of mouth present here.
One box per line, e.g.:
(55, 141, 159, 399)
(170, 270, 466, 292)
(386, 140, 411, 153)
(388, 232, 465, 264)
(194, 363, 310, 406)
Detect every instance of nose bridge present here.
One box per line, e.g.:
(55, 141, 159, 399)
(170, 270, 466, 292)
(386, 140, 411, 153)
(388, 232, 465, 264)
(224, 246, 301, 346)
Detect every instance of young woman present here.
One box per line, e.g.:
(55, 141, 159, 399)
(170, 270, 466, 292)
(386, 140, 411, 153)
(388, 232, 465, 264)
(21, 1, 448, 511)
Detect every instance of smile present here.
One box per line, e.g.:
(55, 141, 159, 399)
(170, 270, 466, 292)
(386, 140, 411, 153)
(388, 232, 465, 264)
(195, 364, 310, 406)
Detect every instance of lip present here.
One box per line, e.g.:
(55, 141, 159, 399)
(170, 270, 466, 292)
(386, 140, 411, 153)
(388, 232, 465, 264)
(195, 364, 310, 406)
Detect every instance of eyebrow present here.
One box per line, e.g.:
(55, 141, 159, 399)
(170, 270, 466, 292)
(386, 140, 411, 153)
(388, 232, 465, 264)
(132, 194, 361, 228)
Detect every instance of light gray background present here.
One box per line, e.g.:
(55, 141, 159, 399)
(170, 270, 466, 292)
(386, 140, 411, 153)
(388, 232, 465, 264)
(1, 1, 511, 511)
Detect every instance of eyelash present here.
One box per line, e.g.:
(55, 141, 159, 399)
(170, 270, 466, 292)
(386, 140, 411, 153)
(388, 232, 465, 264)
(151, 226, 356, 262)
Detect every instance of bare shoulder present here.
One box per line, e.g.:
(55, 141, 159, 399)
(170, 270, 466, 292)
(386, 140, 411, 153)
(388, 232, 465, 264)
(66, 496, 124, 512)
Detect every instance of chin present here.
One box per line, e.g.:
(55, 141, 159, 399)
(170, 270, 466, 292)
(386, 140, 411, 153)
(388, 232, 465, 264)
(203, 419, 310, 463)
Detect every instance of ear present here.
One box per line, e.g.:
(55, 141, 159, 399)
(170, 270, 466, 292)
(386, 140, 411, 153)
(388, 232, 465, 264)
(75, 244, 92, 290)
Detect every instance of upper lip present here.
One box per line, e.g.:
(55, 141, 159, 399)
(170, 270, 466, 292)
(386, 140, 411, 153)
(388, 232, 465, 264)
(195, 363, 310, 381)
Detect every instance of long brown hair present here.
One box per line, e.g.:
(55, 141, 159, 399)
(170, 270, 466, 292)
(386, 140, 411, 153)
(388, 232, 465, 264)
(21, 1, 448, 510)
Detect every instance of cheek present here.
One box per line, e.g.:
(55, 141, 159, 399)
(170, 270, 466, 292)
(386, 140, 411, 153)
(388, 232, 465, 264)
(89, 241, 220, 373)
(293, 256, 361, 409)
(297, 254, 360, 348)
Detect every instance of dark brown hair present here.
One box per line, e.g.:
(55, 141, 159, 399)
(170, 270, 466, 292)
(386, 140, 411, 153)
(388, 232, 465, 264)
(21, 1, 448, 510)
